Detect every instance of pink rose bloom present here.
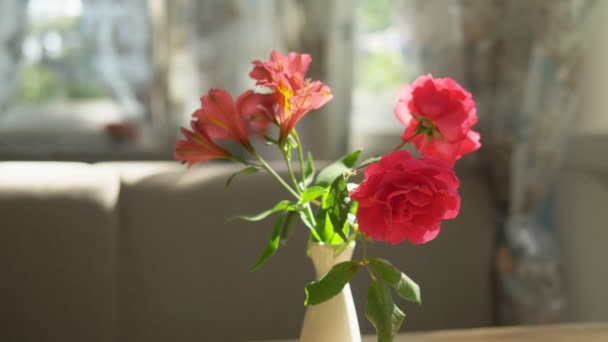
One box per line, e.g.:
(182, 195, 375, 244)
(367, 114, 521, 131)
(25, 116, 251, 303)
(250, 51, 333, 144)
(350, 150, 460, 244)
(394, 74, 481, 165)
(174, 88, 274, 166)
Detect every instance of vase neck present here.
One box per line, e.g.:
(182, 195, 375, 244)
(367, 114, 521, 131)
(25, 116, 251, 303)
(308, 242, 355, 278)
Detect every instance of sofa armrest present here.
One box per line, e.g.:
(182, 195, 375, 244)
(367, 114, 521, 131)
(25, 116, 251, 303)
(0, 162, 120, 342)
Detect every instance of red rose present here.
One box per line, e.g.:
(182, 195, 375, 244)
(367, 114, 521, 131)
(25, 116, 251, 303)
(350, 150, 460, 244)
(394, 74, 481, 165)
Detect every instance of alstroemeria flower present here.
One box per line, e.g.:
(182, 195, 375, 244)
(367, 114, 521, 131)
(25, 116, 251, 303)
(250, 51, 333, 144)
(174, 121, 232, 167)
(394, 74, 481, 165)
(194, 88, 274, 147)
(250, 50, 311, 88)
(174, 88, 274, 166)
(233, 89, 276, 137)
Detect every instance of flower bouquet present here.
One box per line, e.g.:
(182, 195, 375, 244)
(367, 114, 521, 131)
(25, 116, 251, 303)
(175, 51, 481, 342)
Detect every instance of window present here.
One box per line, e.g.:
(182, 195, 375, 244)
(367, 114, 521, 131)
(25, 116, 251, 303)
(0, 0, 289, 159)
(0, 0, 157, 156)
(351, 0, 410, 136)
(349, 0, 467, 156)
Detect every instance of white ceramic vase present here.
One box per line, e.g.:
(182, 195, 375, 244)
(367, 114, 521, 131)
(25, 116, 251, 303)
(300, 242, 361, 342)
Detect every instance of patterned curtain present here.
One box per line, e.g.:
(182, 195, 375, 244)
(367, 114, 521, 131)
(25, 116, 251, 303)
(393, 0, 596, 325)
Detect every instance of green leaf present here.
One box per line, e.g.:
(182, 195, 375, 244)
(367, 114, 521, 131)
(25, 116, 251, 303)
(304, 261, 359, 305)
(349, 200, 359, 215)
(312, 176, 355, 245)
(225, 166, 261, 188)
(300, 186, 327, 204)
(280, 211, 298, 243)
(369, 259, 421, 304)
(315, 150, 361, 187)
(232, 200, 292, 222)
(251, 213, 285, 271)
(366, 279, 406, 342)
(326, 177, 350, 242)
(356, 156, 381, 170)
(314, 210, 333, 244)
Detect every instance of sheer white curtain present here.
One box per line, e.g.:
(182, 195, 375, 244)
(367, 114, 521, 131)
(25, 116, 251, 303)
(81, 0, 153, 120)
(0, 0, 28, 112)
(166, 0, 355, 159)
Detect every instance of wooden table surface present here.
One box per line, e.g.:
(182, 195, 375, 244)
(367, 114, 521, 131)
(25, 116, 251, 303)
(378, 322, 608, 342)
(263, 322, 608, 342)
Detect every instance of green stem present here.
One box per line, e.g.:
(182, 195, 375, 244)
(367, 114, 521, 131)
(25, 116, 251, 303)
(255, 154, 300, 199)
(283, 149, 302, 194)
(360, 236, 377, 280)
(293, 130, 306, 185)
(392, 132, 419, 151)
(228, 155, 249, 165)
(361, 235, 369, 262)
(366, 265, 377, 281)
(228, 156, 262, 169)
(305, 204, 321, 241)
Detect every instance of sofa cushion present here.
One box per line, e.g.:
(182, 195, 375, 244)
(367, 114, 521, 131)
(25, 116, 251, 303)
(0, 162, 120, 342)
(101, 162, 306, 342)
(556, 168, 608, 322)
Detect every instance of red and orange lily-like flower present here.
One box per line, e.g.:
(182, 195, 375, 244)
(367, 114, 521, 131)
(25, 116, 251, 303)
(174, 88, 274, 166)
(175, 51, 332, 166)
(174, 121, 231, 167)
(250, 51, 333, 145)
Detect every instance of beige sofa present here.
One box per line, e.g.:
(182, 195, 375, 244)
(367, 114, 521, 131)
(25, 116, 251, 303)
(0, 161, 496, 342)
